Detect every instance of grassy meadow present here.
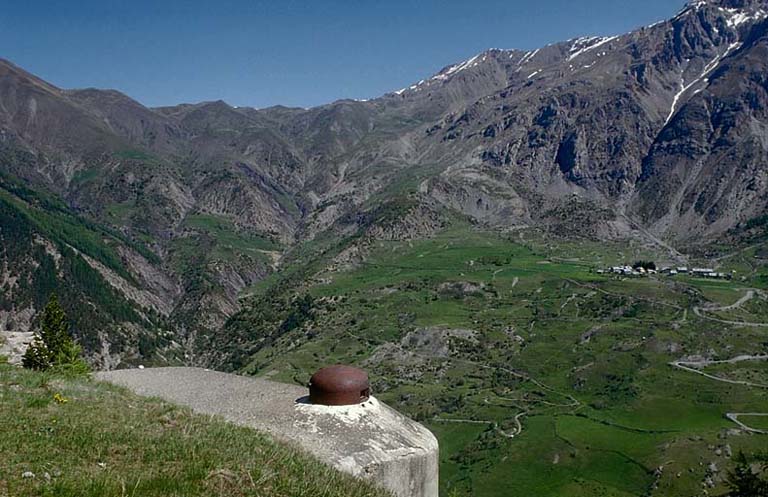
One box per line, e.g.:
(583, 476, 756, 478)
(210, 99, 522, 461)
(239, 224, 768, 497)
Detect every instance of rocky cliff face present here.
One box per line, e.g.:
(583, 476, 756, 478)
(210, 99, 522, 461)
(1, 0, 767, 365)
(633, 4, 768, 240)
(381, 0, 768, 242)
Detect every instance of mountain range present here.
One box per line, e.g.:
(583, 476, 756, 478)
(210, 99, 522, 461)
(1, 0, 768, 367)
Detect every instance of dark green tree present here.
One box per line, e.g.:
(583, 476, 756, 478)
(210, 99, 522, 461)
(22, 294, 89, 373)
(726, 452, 768, 497)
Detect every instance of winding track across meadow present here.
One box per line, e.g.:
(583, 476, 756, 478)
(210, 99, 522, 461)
(670, 355, 768, 389)
(725, 413, 768, 434)
(693, 289, 768, 327)
(672, 288, 768, 433)
(670, 355, 768, 433)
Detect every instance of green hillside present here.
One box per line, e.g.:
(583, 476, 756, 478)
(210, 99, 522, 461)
(0, 174, 172, 360)
(220, 223, 768, 497)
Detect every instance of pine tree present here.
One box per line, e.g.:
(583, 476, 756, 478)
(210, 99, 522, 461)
(22, 294, 88, 373)
(20, 334, 51, 371)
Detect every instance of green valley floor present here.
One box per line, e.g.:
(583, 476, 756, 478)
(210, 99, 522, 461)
(235, 225, 768, 497)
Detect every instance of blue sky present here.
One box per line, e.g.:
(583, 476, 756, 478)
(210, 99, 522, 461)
(1, 0, 687, 108)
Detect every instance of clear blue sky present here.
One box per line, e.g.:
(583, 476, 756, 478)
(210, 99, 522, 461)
(1, 0, 687, 109)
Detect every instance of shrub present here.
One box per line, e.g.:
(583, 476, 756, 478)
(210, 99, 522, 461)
(22, 294, 89, 374)
(726, 451, 768, 496)
(632, 260, 656, 271)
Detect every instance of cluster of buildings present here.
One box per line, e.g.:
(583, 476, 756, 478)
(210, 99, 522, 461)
(599, 265, 656, 276)
(660, 267, 731, 279)
(597, 266, 732, 279)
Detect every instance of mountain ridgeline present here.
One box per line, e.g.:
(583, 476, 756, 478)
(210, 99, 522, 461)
(1, 0, 768, 367)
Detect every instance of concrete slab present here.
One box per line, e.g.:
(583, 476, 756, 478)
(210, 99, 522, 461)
(96, 367, 438, 497)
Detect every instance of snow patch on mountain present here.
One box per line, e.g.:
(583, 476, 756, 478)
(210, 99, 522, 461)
(568, 36, 619, 62)
(722, 7, 768, 27)
(518, 49, 539, 67)
(676, 0, 768, 27)
(392, 49, 521, 95)
(665, 41, 742, 125)
(432, 55, 481, 82)
(392, 53, 486, 95)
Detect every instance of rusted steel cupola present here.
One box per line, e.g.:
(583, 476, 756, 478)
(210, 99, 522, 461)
(309, 365, 370, 406)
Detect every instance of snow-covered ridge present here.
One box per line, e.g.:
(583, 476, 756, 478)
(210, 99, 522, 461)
(389, 0, 764, 98)
(390, 32, 621, 96)
(675, 0, 768, 26)
(676, 0, 719, 16)
(432, 54, 482, 82)
(673, 1, 714, 21)
(393, 49, 518, 95)
(568, 36, 619, 61)
(393, 53, 486, 95)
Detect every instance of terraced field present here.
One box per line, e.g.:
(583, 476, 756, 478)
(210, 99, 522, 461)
(236, 226, 768, 497)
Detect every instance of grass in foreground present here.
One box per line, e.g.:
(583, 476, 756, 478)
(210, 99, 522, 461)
(0, 361, 390, 497)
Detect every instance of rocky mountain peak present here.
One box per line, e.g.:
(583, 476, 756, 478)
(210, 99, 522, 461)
(688, 0, 765, 8)
(682, 0, 768, 17)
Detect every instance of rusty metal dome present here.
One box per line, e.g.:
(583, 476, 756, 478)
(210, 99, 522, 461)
(309, 365, 370, 406)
